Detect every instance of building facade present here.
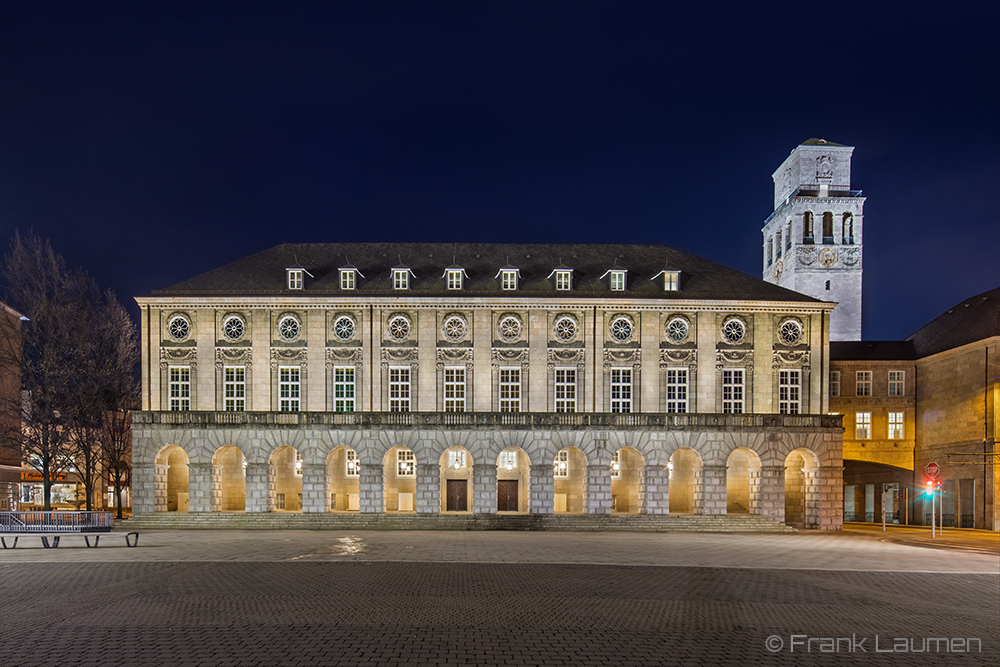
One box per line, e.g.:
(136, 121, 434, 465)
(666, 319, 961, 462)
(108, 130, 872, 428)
(132, 241, 844, 528)
(831, 287, 999, 530)
(762, 138, 864, 341)
(0, 301, 23, 511)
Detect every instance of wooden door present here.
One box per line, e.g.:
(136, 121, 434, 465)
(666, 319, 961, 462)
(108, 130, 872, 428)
(497, 480, 518, 512)
(446, 479, 468, 512)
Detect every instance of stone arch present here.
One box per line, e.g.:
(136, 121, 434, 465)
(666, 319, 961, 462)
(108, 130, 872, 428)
(611, 447, 645, 514)
(212, 445, 246, 512)
(668, 448, 702, 514)
(383, 445, 416, 512)
(553, 446, 587, 514)
(268, 445, 303, 512)
(154, 445, 189, 513)
(327, 446, 361, 512)
(785, 448, 820, 528)
(497, 446, 530, 513)
(727, 447, 762, 514)
(439, 446, 473, 513)
(822, 211, 834, 242)
(803, 211, 814, 242)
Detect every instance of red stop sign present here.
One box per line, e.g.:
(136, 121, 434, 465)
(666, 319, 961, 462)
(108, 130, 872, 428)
(925, 462, 940, 479)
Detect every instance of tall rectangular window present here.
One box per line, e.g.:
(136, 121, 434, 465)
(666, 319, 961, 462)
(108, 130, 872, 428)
(610, 450, 621, 479)
(334, 367, 355, 412)
(555, 270, 572, 290)
(500, 270, 518, 290)
(393, 269, 409, 290)
(554, 450, 569, 478)
(346, 449, 359, 477)
(856, 371, 872, 397)
(287, 270, 303, 290)
(888, 412, 904, 439)
(499, 367, 521, 412)
(666, 369, 688, 413)
(663, 271, 679, 291)
(446, 269, 463, 290)
(610, 368, 632, 413)
(778, 369, 801, 414)
(830, 371, 840, 397)
(444, 367, 466, 412)
(888, 371, 904, 397)
(223, 367, 245, 412)
(340, 270, 355, 290)
(389, 367, 410, 412)
(279, 366, 300, 412)
(722, 369, 744, 414)
(396, 449, 415, 477)
(610, 271, 626, 291)
(169, 366, 190, 411)
(855, 412, 871, 439)
(555, 368, 576, 413)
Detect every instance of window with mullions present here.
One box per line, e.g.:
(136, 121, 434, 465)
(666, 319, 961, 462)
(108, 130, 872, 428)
(499, 367, 521, 412)
(888, 412, 904, 439)
(610, 368, 632, 413)
(778, 369, 800, 414)
(554, 450, 569, 479)
(830, 371, 840, 397)
(666, 368, 688, 413)
(444, 367, 466, 412)
(287, 270, 303, 290)
(446, 269, 463, 290)
(340, 269, 356, 290)
(396, 449, 415, 477)
(223, 367, 245, 412)
(334, 367, 355, 412)
(855, 412, 871, 439)
(555, 270, 572, 291)
(169, 366, 190, 411)
(611, 450, 621, 479)
(279, 366, 300, 412)
(393, 269, 409, 290)
(888, 371, 904, 397)
(500, 270, 518, 290)
(499, 450, 517, 469)
(856, 371, 872, 397)
(555, 368, 576, 413)
(609, 271, 626, 291)
(346, 449, 360, 477)
(447, 450, 466, 469)
(389, 367, 410, 412)
(722, 369, 744, 414)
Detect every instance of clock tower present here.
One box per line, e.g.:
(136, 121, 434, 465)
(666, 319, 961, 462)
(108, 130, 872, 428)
(762, 138, 864, 341)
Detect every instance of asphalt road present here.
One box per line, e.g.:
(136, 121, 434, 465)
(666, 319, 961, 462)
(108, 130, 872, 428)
(1, 529, 997, 666)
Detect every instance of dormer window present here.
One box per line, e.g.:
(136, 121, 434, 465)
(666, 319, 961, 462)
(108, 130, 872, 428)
(497, 268, 519, 291)
(392, 268, 412, 290)
(443, 268, 466, 290)
(609, 271, 626, 291)
(662, 271, 679, 291)
(340, 269, 356, 290)
(550, 269, 572, 291)
(287, 269, 304, 290)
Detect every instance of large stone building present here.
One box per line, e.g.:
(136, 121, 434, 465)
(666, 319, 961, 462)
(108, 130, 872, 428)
(0, 301, 23, 510)
(832, 287, 999, 530)
(131, 240, 844, 529)
(762, 139, 864, 341)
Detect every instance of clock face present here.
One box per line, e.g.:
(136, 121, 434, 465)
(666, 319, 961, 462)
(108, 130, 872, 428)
(819, 248, 838, 267)
(773, 259, 783, 281)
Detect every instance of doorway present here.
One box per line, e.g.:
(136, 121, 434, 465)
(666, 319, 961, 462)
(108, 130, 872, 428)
(497, 480, 518, 512)
(446, 479, 468, 512)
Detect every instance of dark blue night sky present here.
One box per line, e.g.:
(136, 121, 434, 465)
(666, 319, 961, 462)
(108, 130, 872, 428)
(1, 2, 996, 340)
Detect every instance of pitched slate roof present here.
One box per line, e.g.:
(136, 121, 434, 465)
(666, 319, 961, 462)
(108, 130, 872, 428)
(800, 138, 848, 147)
(149, 242, 822, 303)
(906, 286, 1000, 357)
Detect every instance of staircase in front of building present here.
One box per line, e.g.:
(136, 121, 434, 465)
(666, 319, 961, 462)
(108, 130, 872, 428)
(122, 512, 796, 532)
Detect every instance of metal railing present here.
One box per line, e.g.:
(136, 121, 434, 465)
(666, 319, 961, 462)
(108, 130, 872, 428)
(134, 410, 843, 430)
(0, 511, 116, 533)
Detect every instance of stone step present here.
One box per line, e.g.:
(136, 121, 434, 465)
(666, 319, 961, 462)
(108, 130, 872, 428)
(122, 512, 797, 533)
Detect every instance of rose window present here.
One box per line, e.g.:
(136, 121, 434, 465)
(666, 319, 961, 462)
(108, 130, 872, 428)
(554, 316, 578, 342)
(722, 318, 746, 344)
(498, 315, 521, 342)
(334, 315, 356, 341)
(610, 316, 632, 342)
(666, 317, 689, 344)
(278, 315, 300, 341)
(388, 315, 410, 341)
(168, 316, 190, 341)
(443, 315, 467, 342)
(779, 320, 803, 345)
(222, 315, 244, 341)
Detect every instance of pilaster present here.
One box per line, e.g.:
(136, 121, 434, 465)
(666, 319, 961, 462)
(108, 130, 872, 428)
(358, 463, 384, 513)
(754, 465, 785, 522)
(473, 463, 498, 514)
(818, 465, 844, 530)
(640, 464, 670, 514)
(415, 463, 439, 513)
(586, 464, 612, 514)
(245, 462, 273, 513)
(300, 462, 328, 513)
(187, 462, 215, 513)
(700, 464, 727, 515)
(530, 464, 554, 514)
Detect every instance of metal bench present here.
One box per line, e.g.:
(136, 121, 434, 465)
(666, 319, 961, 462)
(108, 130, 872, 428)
(0, 511, 138, 549)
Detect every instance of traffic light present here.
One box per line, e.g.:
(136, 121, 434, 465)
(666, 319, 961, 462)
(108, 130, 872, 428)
(924, 480, 935, 496)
